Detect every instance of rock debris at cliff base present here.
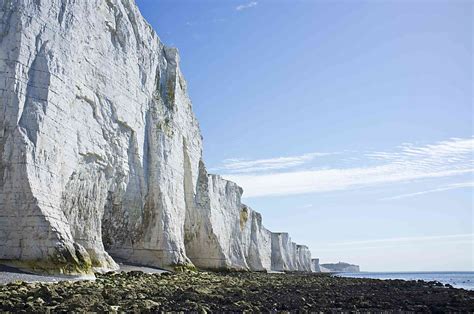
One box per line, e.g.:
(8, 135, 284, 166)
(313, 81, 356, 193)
(1, 271, 473, 312)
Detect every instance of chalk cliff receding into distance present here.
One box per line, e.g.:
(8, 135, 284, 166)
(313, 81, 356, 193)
(296, 245, 312, 272)
(311, 258, 321, 272)
(320, 262, 360, 273)
(271, 233, 297, 271)
(0, 0, 314, 274)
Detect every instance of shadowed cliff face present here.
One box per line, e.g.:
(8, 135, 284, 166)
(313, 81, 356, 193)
(0, 0, 313, 274)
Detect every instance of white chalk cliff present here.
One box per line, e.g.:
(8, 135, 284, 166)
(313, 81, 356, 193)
(0, 0, 315, 274)
(311, 258, 321, 272)
(320, 262, 360, 273)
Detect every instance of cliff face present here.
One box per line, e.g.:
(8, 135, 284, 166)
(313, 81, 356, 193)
(185, 163, 248, 270)
(185, 164, 272, 271)
(296, 245, 312, 272)
(243, 206, 272, 271)
(271, 233, 297, 271)
(311, 258, 321, 272)
(0, 0, 314, 274)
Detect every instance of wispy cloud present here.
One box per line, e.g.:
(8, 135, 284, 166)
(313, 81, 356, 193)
(185, 18, 226, 28)
(381, 181, 474, 200)
(330, 233, 473, 246)
(212, 18, 227, 23)
(216, 137, 473, 198)
(315, 233, 473, 251)
(235, 1, 258, 11)
(315, 240, 473, 252)
(211, 152, 335, 173)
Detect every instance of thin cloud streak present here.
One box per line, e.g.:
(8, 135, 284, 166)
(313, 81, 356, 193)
(314, 234, 473, 252)
(381, 181, 474, 200)
(315, 240, 473, 252)
(329, 233, 473, 246)
(226, 168, 472, 197)
(211, 152, 334, 173)
(219, 137, 474, 198)
(235, 1, 257, 11)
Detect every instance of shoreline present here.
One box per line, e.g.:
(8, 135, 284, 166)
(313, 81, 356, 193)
(335, 271, 474, 291)
(1, 270, 473, 312)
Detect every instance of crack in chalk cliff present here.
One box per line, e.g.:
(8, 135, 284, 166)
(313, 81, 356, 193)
(182, 137, 195, 238)
(57, 1, 67, 26)
(18, 37, 51, 144)
(120, 0, 142, 53)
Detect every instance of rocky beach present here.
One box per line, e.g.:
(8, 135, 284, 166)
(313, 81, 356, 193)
(1, 270, 473, 312)
(0, 1, 471, 312)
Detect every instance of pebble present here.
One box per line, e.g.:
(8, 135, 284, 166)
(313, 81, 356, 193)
(0, 271, 473, 312)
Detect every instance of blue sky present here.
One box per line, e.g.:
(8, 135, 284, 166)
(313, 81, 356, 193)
(136, 0, 473, 271)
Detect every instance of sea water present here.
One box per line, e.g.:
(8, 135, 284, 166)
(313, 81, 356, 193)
(335, 272, 474, 290)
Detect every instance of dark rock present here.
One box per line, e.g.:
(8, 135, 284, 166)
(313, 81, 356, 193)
(0, 272, 473, 311)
